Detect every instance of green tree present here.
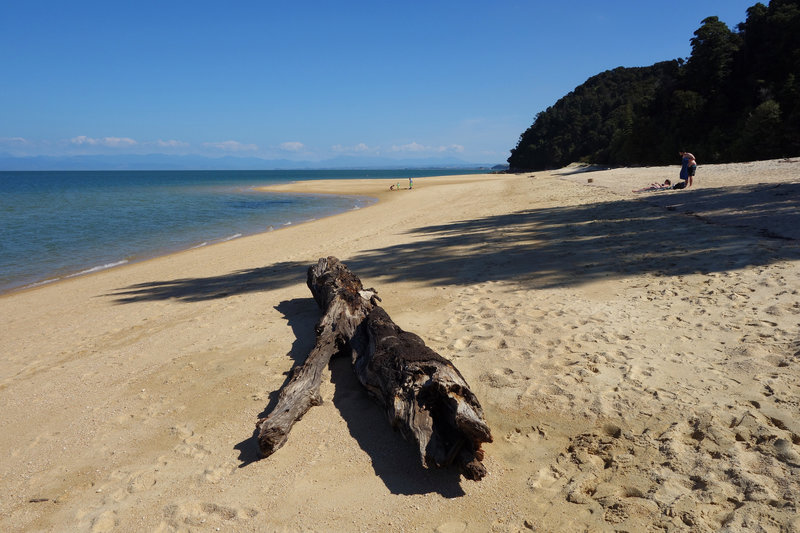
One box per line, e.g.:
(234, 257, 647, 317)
(737, 99, 784, 159)
(508, 1, 799, 171)
(685, 16, 740, 95)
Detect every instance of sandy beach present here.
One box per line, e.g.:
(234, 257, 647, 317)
(2, 159, 799, 532)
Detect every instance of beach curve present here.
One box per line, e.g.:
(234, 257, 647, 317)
(1, 162, 799, 532)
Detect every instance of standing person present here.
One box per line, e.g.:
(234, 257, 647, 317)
(408, 177, 413, 189)
(679, 151, 697, 188)
(685, 152, 697, 188)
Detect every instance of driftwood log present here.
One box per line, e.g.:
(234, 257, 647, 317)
(256, 256, 492, 480)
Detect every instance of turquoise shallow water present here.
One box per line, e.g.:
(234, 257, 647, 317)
(0, 168, 483, 294)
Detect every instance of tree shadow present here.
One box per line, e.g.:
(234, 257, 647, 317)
(342, 182, 800, 290)
(640, 182, 800, 241)
(109, 182, 799, 304)
(119, 181, 799, 491)
(107, 260, 308, 303)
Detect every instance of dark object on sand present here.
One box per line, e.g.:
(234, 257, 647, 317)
(256, 257, 492, 480)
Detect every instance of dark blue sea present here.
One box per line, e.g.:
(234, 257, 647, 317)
(0, 168, 484, 294)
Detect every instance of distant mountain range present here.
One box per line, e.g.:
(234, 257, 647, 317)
(0, 153, 505, 171)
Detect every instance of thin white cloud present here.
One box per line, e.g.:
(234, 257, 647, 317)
(0, 136, 29, 145)
(70, 136, 137, 147)
(104, 137, 138, 147)
(155, 139, 190, 148)
(390, 142, 464, 154)
(391, 141, 426, 152)
(332, 143, 371, 153)
(279, 141, 305, 152)
(203, 140, 258, 152)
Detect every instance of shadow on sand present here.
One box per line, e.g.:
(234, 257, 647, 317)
(234, 298, 317, 468)
(234, 297, 465, 496)
(123, 181, 799, 494)
(109, 260, 308, 303)
(109, 182, 800, 305)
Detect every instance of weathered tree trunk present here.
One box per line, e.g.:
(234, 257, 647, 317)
(256, 256, 492, 480)
(255, 257, 377, 455)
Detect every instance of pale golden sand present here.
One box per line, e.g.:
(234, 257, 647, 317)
(1, 160, 799, 532)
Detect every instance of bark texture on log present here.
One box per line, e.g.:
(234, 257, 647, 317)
(256, 256, 492, 480)
(256, 257, 377, 456)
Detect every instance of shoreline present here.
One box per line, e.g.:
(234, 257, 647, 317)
(1, 166, 484, 298)
(2, 162, 799, 532)
(1, 172, 490, 298)
(0, 187, 380, 298)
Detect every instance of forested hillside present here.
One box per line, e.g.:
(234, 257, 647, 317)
(508, 0, 800, 170)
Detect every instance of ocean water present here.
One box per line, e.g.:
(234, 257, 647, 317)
(0, 168, 484, 294)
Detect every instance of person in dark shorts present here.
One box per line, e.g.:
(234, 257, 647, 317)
(679, 151, 697, 187)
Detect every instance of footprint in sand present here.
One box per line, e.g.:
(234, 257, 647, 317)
(472, 322, 494, 332)
(451, 337, 471, 351)
(773, 438, 800, 467)
(199, 462, 237, 484)
(126, 469, 158, 494)
(479, 367, 525, 389)
(90, 510, 118, 532)
(171, 424, 211, 459)
(434, 522, 467, 533)
(526, 464, 564, 493)
(160, 501, 258, 529)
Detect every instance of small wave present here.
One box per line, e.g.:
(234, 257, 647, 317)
(190, 242, 209, 249)
(221, 233, 242, 242)
(22, 277, 61, 290)
(282, 221, 292, 226)
(67, 260, 129, 278)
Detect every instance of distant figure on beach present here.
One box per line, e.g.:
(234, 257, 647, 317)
(408, 177, 413, 189)
(679, 151, 697, 188)
(633, 179, 672, 192)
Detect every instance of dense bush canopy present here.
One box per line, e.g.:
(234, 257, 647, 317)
(508, 0, 800, 170)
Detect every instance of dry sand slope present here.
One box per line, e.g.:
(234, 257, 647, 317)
(0, 159, 799, 532)
(427, 159, 800, 532)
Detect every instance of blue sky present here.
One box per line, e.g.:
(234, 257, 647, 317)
(1, 1, 758, 165)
